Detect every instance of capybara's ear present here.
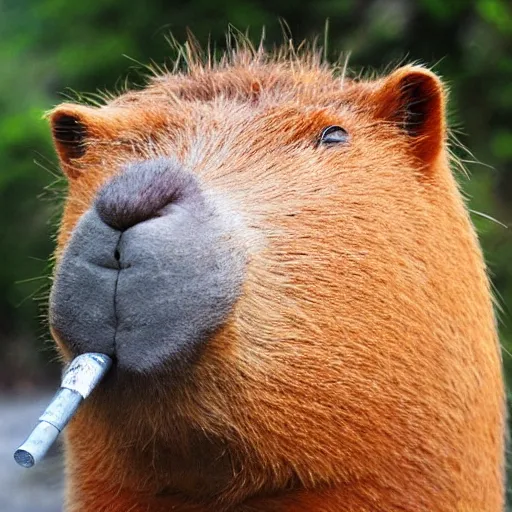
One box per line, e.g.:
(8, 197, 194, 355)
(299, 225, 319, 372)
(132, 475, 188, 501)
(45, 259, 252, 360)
(48, 104, 114, 179)
(372, 66, 446, 166)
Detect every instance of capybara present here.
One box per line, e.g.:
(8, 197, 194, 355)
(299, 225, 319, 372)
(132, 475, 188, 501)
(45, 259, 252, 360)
(47, 43, 505, 511)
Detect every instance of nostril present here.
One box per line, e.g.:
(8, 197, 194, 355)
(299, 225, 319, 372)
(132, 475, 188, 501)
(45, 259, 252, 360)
(95, 158, 201, 231)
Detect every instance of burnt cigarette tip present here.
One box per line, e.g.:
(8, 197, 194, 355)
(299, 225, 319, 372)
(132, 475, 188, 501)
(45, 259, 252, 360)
(14, 450, 34, 468)
(14, 420, 61, 469)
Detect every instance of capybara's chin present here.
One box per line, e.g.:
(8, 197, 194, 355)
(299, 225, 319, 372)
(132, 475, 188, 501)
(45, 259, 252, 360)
(49, 157, 246, 375)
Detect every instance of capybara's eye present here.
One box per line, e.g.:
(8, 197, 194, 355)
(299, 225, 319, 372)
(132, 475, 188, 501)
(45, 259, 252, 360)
(319, 125, 349, 145)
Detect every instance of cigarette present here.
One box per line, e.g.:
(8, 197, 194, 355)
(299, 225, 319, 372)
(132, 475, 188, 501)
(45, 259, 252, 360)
(13, 352, 112, 468)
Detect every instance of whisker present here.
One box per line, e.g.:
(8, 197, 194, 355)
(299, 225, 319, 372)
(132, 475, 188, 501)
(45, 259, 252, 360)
(469, 209, 508, 229)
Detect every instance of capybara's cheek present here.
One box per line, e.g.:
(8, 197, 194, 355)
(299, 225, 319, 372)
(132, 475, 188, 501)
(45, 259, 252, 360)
(50, 157, 246, 375)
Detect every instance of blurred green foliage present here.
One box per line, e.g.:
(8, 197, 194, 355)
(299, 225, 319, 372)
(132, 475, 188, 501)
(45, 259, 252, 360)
(1, 0, 511, 439)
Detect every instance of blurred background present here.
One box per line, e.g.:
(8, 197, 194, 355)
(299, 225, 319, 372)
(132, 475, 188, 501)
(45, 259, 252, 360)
(0, 0, 511, 510)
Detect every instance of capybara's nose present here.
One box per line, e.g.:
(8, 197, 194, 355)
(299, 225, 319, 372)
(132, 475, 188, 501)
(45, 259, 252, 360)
(49, 158, 246, 374)
(95, 158, 202, 231)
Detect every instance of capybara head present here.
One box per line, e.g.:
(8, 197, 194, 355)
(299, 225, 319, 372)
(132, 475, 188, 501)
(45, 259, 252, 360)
(47, 46, 505, 511)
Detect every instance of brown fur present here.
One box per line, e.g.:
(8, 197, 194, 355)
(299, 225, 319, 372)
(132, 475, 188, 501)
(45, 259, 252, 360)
(48, 45, 505, 511)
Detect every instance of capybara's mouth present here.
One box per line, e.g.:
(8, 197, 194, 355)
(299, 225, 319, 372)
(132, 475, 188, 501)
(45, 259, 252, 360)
(49, 157, 246, 374)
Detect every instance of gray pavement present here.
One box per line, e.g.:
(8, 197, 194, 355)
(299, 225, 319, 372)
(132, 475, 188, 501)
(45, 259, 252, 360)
(0, 394, 64, 512)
